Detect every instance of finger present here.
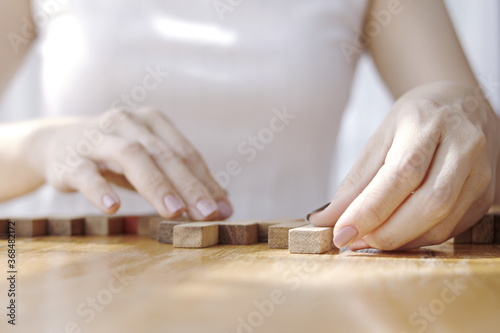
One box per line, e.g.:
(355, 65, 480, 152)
(134, 107, 232, 219)
(90, 135, 186, 219)
(63, 159, 121, 214)
(362, 138, 484, 250)
(331, 116, 440, 248)
(395, 172, 492, 250)
(308, 125, 393, 227)
(108, 116, 219, 220)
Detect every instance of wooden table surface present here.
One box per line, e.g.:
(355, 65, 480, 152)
(1, 236, 499, 333)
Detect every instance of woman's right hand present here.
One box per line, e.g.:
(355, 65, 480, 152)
(27, 107, 232, 220)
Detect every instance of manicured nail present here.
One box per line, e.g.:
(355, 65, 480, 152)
(102, 195, 118, 209)
(349, 239, 369, 251)
(334, 226, 359, 248)
(196, 199, 218, 218)
(306, 202, 331, 221)
(217, 200, 233, 219)
(164, 195, 185, 214)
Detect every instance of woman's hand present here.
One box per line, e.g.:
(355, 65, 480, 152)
(27, 107, 232, 220)
(308, 81, 499, 250)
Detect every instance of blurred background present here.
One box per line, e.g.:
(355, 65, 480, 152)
(332, 0, 500, 194)
(1, 0, 498, 212)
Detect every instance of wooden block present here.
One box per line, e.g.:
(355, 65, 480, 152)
(137, 216, 157, 237)
(289, 224, 334, 254)
(472, 214, 494, 244)
(173, 222, 219, 248)
(0, 219, 8, 239)
(13, 218, 48, 237)
(268, 221, 308, 249)
(149, 216, 164, 239)
(84, 216, 124, 235)
(255, 218, 303, 242)
(219, 221, 258, 245)
(454, 227, 472, 244)
(494, 215, 500, 244)
(124, 216, 140, 234)
(158, 220, 189, 244)
(47, 217, 85, 236)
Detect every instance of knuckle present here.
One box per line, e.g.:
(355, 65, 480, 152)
(421, 186, 454, 221)
(178, 179, 206, 199)
(421, 228, 449, 246)
(391, 150, 426, 189)
(104, 108, 131, 123)
(358, 204, 384, 227)
(137, 107, 166, 120)
(152, 146, 178, 165)
(117, 141, 146, 157)
(179, 145, 201, 164)
(367, 232, 400, 251)
(141, 173, 168, 192)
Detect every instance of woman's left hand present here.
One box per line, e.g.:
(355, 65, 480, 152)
(308, 81, 500, 250)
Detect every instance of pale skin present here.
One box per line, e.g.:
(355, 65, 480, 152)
(1, 0, 499, 249)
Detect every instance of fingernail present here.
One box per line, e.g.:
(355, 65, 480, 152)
(102, 195, 118, 209)
(306, 202, 331, 221)
(164, 195, 185, 214)
(334, 226, 358, 248)
(196, 199, 218, 218)
(217, 200, 233, 219)
(349, 239, 369, 251)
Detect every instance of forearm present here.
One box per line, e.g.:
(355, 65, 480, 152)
(0, 118, 63, 201)
(369, 0, 478, 98)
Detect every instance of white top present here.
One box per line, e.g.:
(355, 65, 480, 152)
(0, 0, 368, 219)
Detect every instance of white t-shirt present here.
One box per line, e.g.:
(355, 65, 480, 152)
(0, 0, 368, 219)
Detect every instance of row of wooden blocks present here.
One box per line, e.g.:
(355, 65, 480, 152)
(453, 214, 500, 244)
(0, 216, 337, 254)
(2, 212, 498, 252)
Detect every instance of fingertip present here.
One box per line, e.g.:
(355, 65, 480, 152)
(217, 200, 233, 220)
(102, 194, 120, 214)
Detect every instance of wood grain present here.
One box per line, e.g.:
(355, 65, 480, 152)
(158, 220, 188, 244)
(289, 224, 335, 254)
(84, 216, 124, 235)
(268, 220, 308, 249)
(13, 218, 48, 237)
(218, 221, 258, 245)
(2, 237, 500, 333)
(472, 215, 494, 244)
(173, 222, 219, 248)
(47, 217, 85, 236)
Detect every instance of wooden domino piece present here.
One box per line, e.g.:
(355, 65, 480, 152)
(136, 215, 157, 237)
(268, 220, 308, 249)
(218, 221, 258, 245)
(13, 218, 48, 237)
(288, 224, 334, 254)
(256, 218, 303, 242)
(158, 220, 189, 244)
(472, 214, 494, 244)
(149, 216, 164, 239)
(84, 216, 124, 235)
(123, 216, 140, 234)
(173, 222, 219, 248)
(453, 227, 472, 244)
(0, 219, 8, 239)
(48, 217, 85, 236)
